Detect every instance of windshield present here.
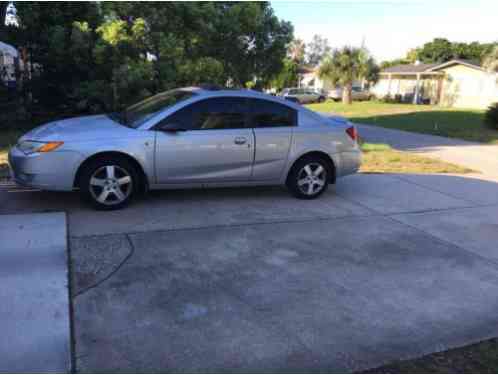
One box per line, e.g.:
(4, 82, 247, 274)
(119, 90, 196, 128)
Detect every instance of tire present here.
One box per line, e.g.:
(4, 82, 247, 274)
(287, 156, 330, 199)
(79, 156, 140, 210)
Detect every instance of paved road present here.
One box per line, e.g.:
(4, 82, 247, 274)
(2, 172, 498, 372)
(354, 122, 498, 178)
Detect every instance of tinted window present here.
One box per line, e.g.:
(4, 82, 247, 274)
(249, 99, 296, 128)
(160, 97, 248, 130)
(125, 90, 196, 128)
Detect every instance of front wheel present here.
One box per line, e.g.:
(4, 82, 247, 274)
(287, 156, 330, 199)
(79, 157, 139, 210)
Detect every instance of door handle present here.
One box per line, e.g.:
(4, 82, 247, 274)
(234, 137, 247, 145)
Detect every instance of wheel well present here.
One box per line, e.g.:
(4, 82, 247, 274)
(289, 151, 336, 183)
(74, 151, 148, 191)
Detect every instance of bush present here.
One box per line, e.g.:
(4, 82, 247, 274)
(379, 94, 403, 104)
(485, 103, 498, 130)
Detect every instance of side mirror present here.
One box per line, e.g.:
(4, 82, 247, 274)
(158, 122, 187, 132)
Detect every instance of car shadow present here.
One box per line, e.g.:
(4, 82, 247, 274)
(2, 172, 498, 217)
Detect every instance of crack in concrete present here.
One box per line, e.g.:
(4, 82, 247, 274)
(73, 234, 135, 298)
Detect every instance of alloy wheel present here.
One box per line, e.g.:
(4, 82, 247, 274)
(297, 162, 327, 196)
(89, 165, 133, 206)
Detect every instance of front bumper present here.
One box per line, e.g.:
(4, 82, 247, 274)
(8, 146, 83, 191)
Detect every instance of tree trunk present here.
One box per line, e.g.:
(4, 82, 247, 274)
(342, 82, 352, 104)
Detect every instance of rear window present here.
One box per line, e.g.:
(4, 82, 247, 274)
(249, 99, 296, 128)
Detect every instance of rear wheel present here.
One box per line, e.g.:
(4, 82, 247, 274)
(79, 156, 139, 210)
(287, 156, 330, 199)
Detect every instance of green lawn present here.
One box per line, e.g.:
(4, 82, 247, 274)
(307, 101, 498, 144)
(360, 143, 474, 174)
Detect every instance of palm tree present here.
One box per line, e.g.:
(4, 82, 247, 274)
(318, 46, 379, 104)
(288, 38, 306, 65)
(483, 45, 498, 73)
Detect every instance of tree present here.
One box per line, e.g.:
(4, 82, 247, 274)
(417, 38, 453, 63)
(380, 58, 410, 69)
(483, 45, 498, 73)
(1, 1, 293, 123)
(288, 38, 305, 65)
(415, 38, 496, 64)
(208, 2, 293, 88)
(269, 58, 298, 91)
(318, 46, 379, 104)
(306, 34, 330, 66)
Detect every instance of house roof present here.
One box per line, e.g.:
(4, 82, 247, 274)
(381, 59, 484, 74)
(382, 63, 438, 73)
(427, 59, 484, 72)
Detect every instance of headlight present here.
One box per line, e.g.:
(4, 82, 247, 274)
(17, 141, 64, 155)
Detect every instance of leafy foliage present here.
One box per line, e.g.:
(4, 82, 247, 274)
(381, 38, 498, 67)
(318, 46, 379, 104)
(485, 103, 498, 130)
(0, 1, 293, 124)
(287, 38, 306, 65)
(305, 34, 331, 66)
(483, 45, 498, 73)
(269, 58, 299, 91)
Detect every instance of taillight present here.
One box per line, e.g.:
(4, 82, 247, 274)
(346, 126, 358, 141)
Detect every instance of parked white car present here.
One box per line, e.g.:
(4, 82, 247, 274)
(280, 88, 326, 104)
(328, 86, 372, 101)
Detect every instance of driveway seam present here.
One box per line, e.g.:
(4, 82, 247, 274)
(391, 174, 480, 205)
(73, 234, 136, 298)
(68, 202, 498, 240)
(64, 211, 77, 374)
(68, 213, 378, 239)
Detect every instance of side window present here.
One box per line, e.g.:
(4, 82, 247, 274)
(159, 97, 248, 130)
(249, 99, 297, 128)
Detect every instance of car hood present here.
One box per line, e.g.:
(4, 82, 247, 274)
(20, 114, 128, 142)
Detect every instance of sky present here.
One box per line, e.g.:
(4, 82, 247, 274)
(271, 0, 498, 62)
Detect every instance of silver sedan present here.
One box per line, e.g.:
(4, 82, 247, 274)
(9, 87, 361, 210)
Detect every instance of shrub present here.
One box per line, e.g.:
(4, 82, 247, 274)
(485, 103, 498, 130)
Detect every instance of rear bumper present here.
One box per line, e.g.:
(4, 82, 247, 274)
(8, 146, 83, 191)
(336, 149, 361, 177)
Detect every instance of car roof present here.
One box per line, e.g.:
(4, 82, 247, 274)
(182, 86, 304, 109)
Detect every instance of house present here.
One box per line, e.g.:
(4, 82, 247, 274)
(371, 59, 498, 109)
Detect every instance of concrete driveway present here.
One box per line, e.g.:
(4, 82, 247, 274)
(2, 172, 498, 372)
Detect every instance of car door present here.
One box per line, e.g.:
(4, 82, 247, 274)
(154, 97, 254, 184)
(248, 98, 296, 181)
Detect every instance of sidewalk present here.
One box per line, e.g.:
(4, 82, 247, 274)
(0, 212, 71, 373)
